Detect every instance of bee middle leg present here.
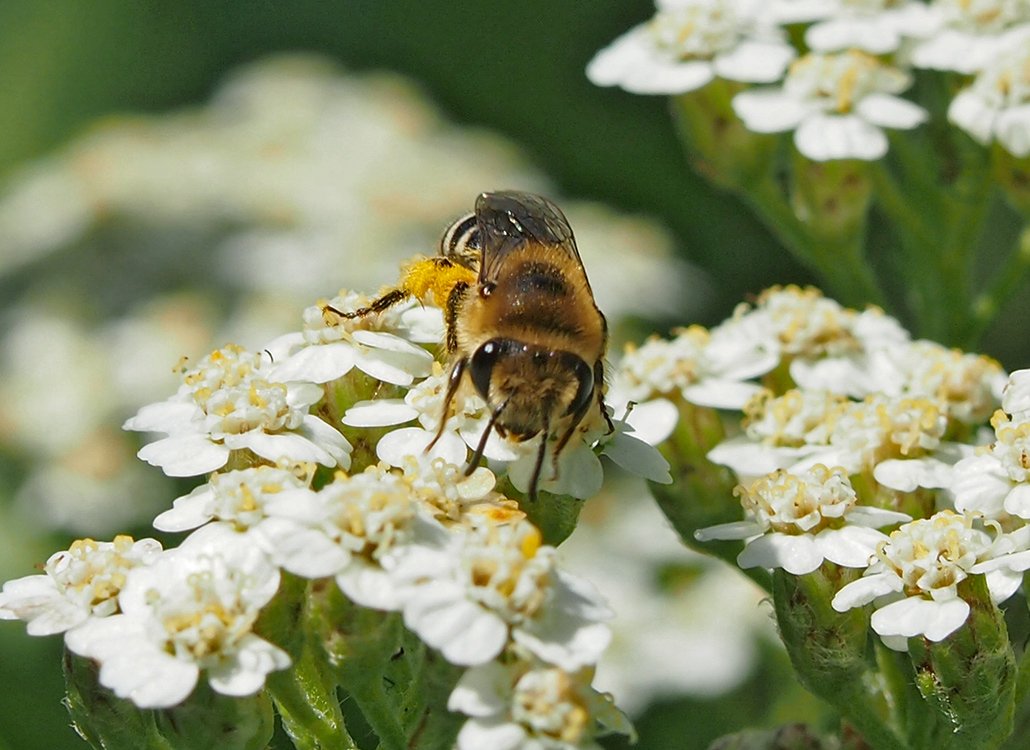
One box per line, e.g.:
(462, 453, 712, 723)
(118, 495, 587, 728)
(323, 288, 411, 320)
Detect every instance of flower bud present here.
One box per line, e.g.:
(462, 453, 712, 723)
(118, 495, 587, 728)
(671, 80, 778, 189)
(907, 574, 1016, 748)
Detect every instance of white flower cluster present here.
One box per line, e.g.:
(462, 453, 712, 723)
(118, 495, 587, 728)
(588, 0, 1030, 160)
(0, 276, 673, 745)
(618, 284, 1030, 647)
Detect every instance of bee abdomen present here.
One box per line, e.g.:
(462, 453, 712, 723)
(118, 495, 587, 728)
(513, 261, 568, 297)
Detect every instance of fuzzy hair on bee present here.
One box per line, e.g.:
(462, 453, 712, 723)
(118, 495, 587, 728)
(328, 190, 612, 500)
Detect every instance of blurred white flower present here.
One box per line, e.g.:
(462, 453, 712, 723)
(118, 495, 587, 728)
(587, 0, 796, 94)
(910, 1, 1030, 74)
(803, 0, 936, 53)
(949, 28, 1030, 156)
(733, 51, 927, 161)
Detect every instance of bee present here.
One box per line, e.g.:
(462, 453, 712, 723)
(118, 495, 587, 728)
(328, 190, 611, 499)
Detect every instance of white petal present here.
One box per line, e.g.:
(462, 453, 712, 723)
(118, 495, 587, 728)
(948, 90, 995, 145)
(336, 563, 409, 611)
(268, 343, 356, 384)
(153, 487, 215, 532)
(871, 597, 969, 642)
(1005, 484, 1030, 519)
(377, 427, 467, 467)
(257, 518, 350, 578)
(694, 520, 764, 541)
(602, 432, 671, 483)
(951, 455, 1011, 516)
(873, 457, 952, 492)
(137, 435, 229, 476)
(732, 90, 810, 133)
(298, 415, 352, 469)
(814, 526, 884, 568)
(997, 105, 1030, 158)
(123, 400, 200, 433)
(447, 662, 509, 716)
(207, 635, 291, 696)
(228, 431, 335, 467)
(342, 399, 418, 428)
(622, 398, 678, 445)
(843, 506, 910, 528)
(707, 435, 812, 476)
(832, 573, 902, 611)
(682, 378, 766, 409)
(713, 40, 795, 83)
(403, 582, 508, 666)
(737, 533, 824, 574)
(353, 345, 432, 386)
(456, 720, 527, 750)
(587, 25, 716, 94)
(795, 114, 887, 161)
(856, 94, 927, 130)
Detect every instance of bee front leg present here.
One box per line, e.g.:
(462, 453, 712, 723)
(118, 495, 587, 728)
(444, 281, 470, 354)
(324, 288, 411, 320)
(427, 357, 466, 452)
(594, 359, 614, 435)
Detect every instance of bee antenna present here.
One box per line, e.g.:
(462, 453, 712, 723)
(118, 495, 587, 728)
(465, 397, 509, 477)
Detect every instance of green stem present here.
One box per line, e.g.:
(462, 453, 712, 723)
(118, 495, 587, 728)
(266, 648, 355, 750)
(969, 225, 1030, 342)
(351, 678, 407, 750)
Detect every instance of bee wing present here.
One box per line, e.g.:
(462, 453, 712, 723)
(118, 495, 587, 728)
(474, 191, 582, 284)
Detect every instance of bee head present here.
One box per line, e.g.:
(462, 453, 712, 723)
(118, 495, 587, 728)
(469, 338, 594, 439)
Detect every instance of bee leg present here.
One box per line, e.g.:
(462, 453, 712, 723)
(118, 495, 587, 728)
(527, 414, 551, 502)
(427, 357, 466, 452)
(549, 392, 594, 485)
(465, 396, 510, 477)
(444, 281, 470, 354)
(594, 359, 614, 435)
(324, 288, 410, 320)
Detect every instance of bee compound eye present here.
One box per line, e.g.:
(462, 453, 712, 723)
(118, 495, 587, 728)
(470, 340, 502, 401)
(565, 356, 595, 417)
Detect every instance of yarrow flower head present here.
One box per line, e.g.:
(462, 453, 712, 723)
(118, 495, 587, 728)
(613, 323, 776, 410)
(949, 28, 1030, 156)
(124, 343, 351, 477)
(0, 535, 162, 636)
(832, 510, 1023, 648)
(398, 519, 613, 670)
(63, 526, 290, 708)
(695, 464, 910, 574)
(586, 0, 796, 95)
(266, 291, 439, 386)
(952, 407, 1030, 519)
(448, 658, 634, 750)
(732, 50, 928, 161)
(153, 460, 316, 532)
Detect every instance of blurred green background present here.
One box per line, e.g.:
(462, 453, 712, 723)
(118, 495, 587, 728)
(2, 2, 1013, 748)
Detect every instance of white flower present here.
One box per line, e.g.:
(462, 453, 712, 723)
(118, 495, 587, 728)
(949, 29, 1030, 156)
(832, 511, 1023, 648)
(803, 0, 937, 54)
(64, 526, 290, 708)
(255, 465, 448, 611)
(154, 461, 316, 532)
(124, 344, 351, 476)
(910, 2, 1030, 74)
(448, 659, 634, 750)
(587, 0, 796, 95)
(730, 286, 910, 398)
(952, 410, 1030, 518)
(1002, 368, 1030, 418)
(733, 51, 927, 161)
(399, 520, 612, 669)
(613, 323, 776, 410)
(696, 465, 909, 574)
(707, 388, 848, 478)
(0, 536, 162, 636)
(266, 292, 437, 386)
